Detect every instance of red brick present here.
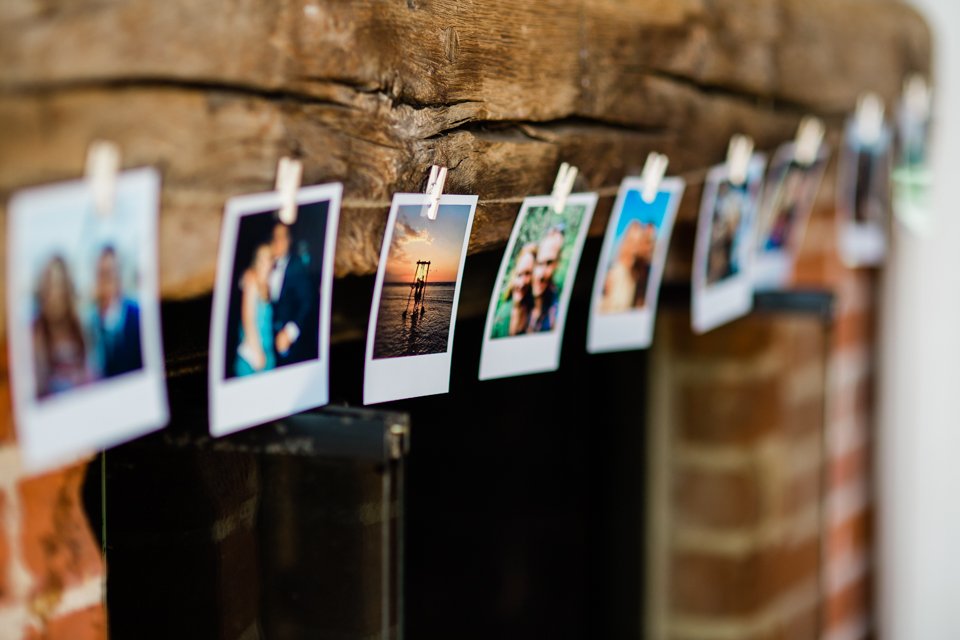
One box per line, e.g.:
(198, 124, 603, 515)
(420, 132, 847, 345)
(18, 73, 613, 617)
(826, 509, 872, 568)
(19, 464, 103, 599)
(830, 444, 869, 489)
(25, 604, 106, 640)
(779, 320, 827, 370)
(677, 375, 783, 444)
(0, 346, 16, 444)
(833, 308, 875, 352)
(783, 395, 825, 437)
(671, 537, 821, 617)
(673, 466, 761, 530)
(824, 570, 871, 631)
(829, 375, 873, 433)
(0, 489, 10, 607)
(782, 467, 822, 517)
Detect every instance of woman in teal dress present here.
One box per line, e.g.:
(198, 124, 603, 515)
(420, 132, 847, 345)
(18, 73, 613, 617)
(235, 243, 276, 377)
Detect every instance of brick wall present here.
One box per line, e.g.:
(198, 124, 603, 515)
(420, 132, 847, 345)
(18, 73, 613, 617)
(648, 163, 877, 640)
(0, 352, 106, 640)
(796, 174, 877, 640)
(648, 311, 829, 640)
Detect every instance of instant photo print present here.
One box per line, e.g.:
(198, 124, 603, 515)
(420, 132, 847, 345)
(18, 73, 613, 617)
(587, 177, 684, 353)
(363, 193, 478, 405)
(892, 77, 934, 235)
(753, 142, 829, 290)
(837, 117, 893, 267)
(692, 155, 766, 334)
(6, 168, 168, 473)
(209, 182, 342, 436)
(479, 192, 598, 380)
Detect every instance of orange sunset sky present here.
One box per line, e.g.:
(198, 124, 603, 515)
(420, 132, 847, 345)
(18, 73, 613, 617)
(384, 203, 472, 283)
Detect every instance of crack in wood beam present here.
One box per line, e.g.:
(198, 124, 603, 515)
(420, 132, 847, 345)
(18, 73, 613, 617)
(645, 69, 848, 122)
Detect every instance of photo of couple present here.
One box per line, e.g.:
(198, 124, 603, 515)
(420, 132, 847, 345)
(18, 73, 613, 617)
(760, 161, 807, 252)
(490, 204, 586, 339)
(223, 203, 326, 380)
(8, 167, 169, 472)
(31, 244, 143, 400)
(598, 189, 671, 314)
(757, 150, 827, 255)
(707, 180, 749, 285)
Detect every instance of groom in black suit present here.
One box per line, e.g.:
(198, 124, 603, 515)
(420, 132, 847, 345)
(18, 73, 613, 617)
(268, 222, 317, 367)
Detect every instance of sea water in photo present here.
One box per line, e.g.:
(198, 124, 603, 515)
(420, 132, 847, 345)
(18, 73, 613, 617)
(373, 282, 455, 359)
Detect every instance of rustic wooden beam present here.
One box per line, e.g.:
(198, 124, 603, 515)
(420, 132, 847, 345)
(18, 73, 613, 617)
(0, 0, 929, 310)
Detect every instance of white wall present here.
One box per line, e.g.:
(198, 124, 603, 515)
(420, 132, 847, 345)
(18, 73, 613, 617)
(878, 1, 960, 638)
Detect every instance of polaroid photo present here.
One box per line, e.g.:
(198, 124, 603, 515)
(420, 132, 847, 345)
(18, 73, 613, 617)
(209, 182, 342, 436)
(479, 192, 599, 380)
(587, 177, 685, 353)
(692, 154, 766, 334)
(837, 117, 893, 267)
(753, 142, 829, 290)
(363, 193, 478, 405)
(6, 168, 168, 473)
(892, 92, 933, 235)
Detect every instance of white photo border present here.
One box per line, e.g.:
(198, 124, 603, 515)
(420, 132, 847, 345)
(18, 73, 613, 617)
(208, 182, 342, 437)
(478, 192, 599, 380)
(692, 155, 767, 335)
(363, 193, 478, 405)
(587, 177, 685, 353)
(7, 168, 168, 473)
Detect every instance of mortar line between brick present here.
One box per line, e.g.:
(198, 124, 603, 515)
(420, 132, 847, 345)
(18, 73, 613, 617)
(825, 547, 870, 595)
(826, 476, 870, 525)
(675, 430, 824, 477)
(672, 501, 821, 555)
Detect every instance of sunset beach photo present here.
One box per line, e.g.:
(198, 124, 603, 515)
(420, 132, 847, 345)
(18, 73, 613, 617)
(372, 203, 472, 359)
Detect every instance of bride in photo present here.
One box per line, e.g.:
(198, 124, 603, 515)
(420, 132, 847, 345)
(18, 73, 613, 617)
(235, 242, 276, 376)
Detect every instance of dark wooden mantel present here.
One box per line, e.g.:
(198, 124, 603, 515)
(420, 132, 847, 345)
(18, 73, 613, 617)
(0, 0, 929, 309)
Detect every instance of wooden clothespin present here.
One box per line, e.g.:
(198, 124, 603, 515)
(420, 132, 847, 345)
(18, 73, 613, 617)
(551, 162, 578, 214)
(422, 165, 447, 221)
(903, 74, 932, 121)
(275, 157, 303, 225)
(85, 140, 121, 217)
(794, 116, 826, 167)
(855, 93, 886, 146)
(640, 152, 669, 204)
(726, 134, 755, 186)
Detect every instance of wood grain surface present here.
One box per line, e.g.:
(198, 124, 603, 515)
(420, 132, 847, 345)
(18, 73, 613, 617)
(0, 0, 930, 304)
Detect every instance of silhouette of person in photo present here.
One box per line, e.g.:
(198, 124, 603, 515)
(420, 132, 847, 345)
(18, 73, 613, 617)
(90, 245, 143, 379)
